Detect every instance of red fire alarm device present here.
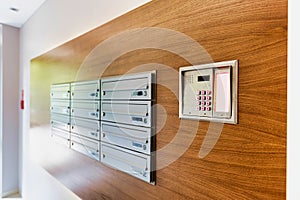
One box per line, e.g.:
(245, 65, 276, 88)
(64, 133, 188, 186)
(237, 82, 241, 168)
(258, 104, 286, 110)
(20, 89, 24, 110)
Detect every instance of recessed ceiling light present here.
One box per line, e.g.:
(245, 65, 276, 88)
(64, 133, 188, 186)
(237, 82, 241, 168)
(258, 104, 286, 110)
(10, 7, 19, 12)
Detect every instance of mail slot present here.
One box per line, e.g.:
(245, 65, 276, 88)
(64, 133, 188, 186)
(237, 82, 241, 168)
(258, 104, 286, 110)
(71, 100, 100, 120)
(50, 83, 70, 99)
(51, 127, 70, 140)
(101, 101, 152, 127)
(101, 71, 155, 100)
(50, 100, 70, 115)
(101, 122, 152, 154)
(51, 114, 70, 132)
(71, 117, 100, 140)
(70, 134, 100, 161)
(101, 142, 154, 183)
(71, 80, 100, 100)
(51, 128, 70, 148)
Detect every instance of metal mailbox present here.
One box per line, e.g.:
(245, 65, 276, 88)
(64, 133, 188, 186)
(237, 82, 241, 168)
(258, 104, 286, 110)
(71, 117, 100, 140)
(101, 122, 152, 155)
(71, 80, 100, 100)
(50, 100, 70, 115)
(51, 114, 70, 132)
(101, 72, 155, 100)
(71, 100, 100, 120)
(101, 101, 152, 127)
(70, 134, 100, 161)
(101, 142, 154, 183)
(50, 83, 70, 99)
(50, 128, 70, 148)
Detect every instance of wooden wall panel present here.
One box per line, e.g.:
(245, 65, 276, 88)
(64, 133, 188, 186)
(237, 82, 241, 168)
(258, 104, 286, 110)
(31, 0, 287, 199)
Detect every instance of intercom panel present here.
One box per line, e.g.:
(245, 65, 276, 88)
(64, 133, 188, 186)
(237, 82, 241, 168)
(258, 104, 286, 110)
(179, 60, 238, 124)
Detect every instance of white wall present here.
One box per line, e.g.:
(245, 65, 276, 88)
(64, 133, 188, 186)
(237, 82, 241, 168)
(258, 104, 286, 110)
(0, 24, 20, 196)
(288, 0, 300, 199)
(0, 24, 2, 195)
(20, 0, 150, 199)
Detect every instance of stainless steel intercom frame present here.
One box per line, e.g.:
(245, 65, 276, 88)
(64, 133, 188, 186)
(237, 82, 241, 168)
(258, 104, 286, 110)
(179, 60, 238, 124)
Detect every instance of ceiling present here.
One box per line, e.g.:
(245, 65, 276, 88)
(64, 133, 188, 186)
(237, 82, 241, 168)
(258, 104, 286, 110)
(0, 0, 46, 28)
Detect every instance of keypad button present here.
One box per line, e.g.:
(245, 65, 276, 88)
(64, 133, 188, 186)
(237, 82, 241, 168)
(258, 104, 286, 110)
(206, 101, 211, 106)
(206, 90, 212, 95)
(202, 96, 206, 100)
(207, 96, 212, 100)
(207, 107, 212, 111)
(196, 96, 201, 100)
(198, 90, 202, 95)
(201, 107, 206, 111)
(196, 106, 200, 111)
(202, 90, 206, 95)
(201, 102, 206, 106)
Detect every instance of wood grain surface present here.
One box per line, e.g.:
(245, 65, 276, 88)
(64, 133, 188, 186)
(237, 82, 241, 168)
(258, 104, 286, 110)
(31, 0, 287, 199)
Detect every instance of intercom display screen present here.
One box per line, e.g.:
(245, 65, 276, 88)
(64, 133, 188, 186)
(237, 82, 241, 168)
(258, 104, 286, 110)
(197, 75, 210, 82)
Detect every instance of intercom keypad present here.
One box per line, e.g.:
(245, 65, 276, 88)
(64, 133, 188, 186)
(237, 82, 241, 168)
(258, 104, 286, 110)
(179, 60, 238, 124)
(196, 90, 212, 112)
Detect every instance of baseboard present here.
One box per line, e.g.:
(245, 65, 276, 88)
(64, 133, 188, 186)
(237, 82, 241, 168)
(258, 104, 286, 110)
(1, 188, 19, 198)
